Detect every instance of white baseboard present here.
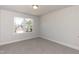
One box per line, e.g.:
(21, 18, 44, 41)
(40, 34, 79, 51)
(1, 34, 79, 51)
(0, 36, 38, 46)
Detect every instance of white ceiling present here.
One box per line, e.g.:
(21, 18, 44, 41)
(0, 5, 71, 16)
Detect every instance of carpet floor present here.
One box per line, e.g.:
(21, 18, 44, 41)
(0, 38, 79, 54)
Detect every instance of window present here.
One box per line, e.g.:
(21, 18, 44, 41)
(14, 17, 32, 33)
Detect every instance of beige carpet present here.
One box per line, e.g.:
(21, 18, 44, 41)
(0, 37, 79, 54)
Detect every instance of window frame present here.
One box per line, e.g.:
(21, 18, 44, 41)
(14, 16, 33, 34)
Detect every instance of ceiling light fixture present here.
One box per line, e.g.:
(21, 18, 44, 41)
(32, 5, 39, 10)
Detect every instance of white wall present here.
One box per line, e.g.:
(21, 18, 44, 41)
(40, 6, 79, 50)
(0, 11, 1, 41)
(0, 9, 39, 45)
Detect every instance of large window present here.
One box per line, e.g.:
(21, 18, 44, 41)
(14, 17, 32, 33)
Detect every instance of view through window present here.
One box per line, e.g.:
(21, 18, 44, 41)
(14, 17, 32, 33)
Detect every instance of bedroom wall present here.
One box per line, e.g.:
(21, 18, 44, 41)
(0, 9, 39, 45)
(0, 11, 1, 40)
(40, 6, 79, 50)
